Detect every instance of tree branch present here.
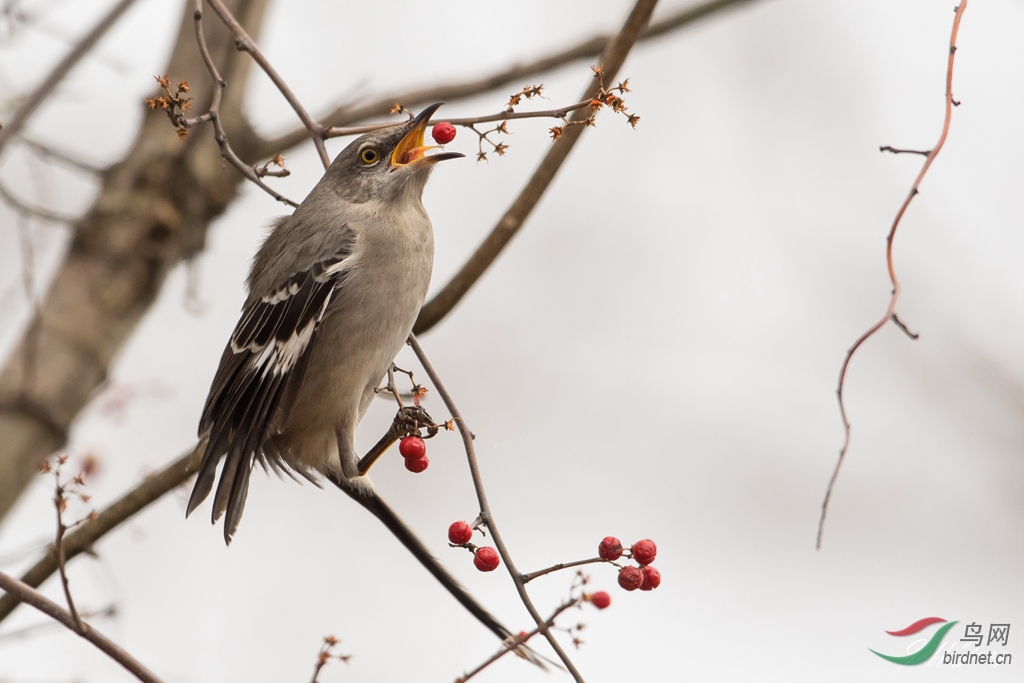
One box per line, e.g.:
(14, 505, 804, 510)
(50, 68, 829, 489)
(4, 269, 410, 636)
(0, 570, 164, 683)
(0, 0, 142, 157)
(408, 333, 587, 682)
(192, 0, 299, 206)
(0, 446, 200, 624)
(817, 0, 967, 550)
(204, 0, 330, 168)
(413, 0, 661, 334)
(254, 0, 757, 159)
(0, 179, 78, 224)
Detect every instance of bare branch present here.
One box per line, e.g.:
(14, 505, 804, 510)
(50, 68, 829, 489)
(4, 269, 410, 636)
(0, 604, 116, 644)
(0, 446, 200, 624)
(457, 598, 580, 683)
(0, 179, 78, 223)
(192, 1, 298, 207)
(413, 0, 659, 334)
(19, 137, 105, 175)
(255, 0, 758, 158)
(521, 557, 606, 584)
(0, 570, 164, 683)
(408, 333, 587, 682)
(322, 98, 596, 140)
(0, 0, 141, 158)
(879, 145, 931, 156)
(818, 0, 968, 550)
(204, 0, 330, 168)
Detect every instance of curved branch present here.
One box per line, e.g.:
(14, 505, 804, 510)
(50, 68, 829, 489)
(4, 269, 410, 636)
(0, 446, 200, 624)
(817, 0, 967, 550)
(193, 0, 299, 206)
(0, 570, 165, 683)
(255, 0, 757, 158)
(0, 0, 142, 158)
(413, 0, 662, 334)
(408, 334, 585, 682)
(205, 0, 330, 168)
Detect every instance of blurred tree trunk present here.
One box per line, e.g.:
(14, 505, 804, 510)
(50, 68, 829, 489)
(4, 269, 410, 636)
(0, 0, 270, 520)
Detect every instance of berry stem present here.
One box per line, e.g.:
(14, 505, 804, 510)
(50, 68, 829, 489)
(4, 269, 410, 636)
(455, 599, 581, 683)
(519, 556, 607, 584)
(409, 334, 586, 682)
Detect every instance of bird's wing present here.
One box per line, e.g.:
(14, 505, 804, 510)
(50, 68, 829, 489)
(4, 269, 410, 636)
(187, 244, 355, 543)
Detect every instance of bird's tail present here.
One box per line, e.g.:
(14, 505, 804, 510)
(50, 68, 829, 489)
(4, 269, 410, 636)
(327, 473, 550, 670)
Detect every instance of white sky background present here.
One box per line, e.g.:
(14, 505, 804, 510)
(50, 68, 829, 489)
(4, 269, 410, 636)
(0, 0, 1022, 681)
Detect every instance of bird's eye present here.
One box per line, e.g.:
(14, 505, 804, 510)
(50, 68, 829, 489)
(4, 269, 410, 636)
(360, 147, 380, 164)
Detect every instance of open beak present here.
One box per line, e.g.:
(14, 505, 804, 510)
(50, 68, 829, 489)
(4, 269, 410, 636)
(390, 102, 464, 168)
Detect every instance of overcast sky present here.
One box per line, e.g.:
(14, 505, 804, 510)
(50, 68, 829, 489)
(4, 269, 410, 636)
(1, 1, 1022, 681)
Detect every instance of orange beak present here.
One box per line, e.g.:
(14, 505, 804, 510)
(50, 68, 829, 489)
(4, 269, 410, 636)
(391, 103, 464, 167)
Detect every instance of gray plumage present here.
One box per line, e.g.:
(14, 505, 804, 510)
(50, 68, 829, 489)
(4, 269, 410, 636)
(188, 105, 453, 536)
(185, 105, 550, 665)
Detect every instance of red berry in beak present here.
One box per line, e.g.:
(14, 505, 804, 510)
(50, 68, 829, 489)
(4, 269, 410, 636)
(448, 520, 473, 545)
(473, 546, 500, 572)
(431, 122, 457, 145)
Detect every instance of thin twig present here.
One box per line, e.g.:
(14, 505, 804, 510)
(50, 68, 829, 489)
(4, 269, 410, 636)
(19, 137, 105, 174)
(0, 180, 78, 223)
(413, 0, 659, 334)
(408, 334, 587, 683)
(309, 635, 350, 683)
(255, 0, 756, 158)
(457, 599, 580, 683)
(0, 446, 201, 625)
(204, 0, 330, 169)
(879, 145, 931, 156)
(0, 570, 164, 683)
(891, 312, 919, 340)
(0, 0, 141, 157)
(0, 604, 116, 644)
(322, 99, 595, 140)
(817, 0, 967, 550)
(191, 0, 298, 207)
(520, 557, 606, 584)
(52, 469, 83, 631)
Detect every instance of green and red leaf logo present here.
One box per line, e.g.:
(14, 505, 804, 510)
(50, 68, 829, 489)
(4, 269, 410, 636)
(870, 617, 959, 665)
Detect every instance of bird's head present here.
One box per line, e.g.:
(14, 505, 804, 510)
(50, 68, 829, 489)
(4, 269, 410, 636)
(324, 103, 463, 204)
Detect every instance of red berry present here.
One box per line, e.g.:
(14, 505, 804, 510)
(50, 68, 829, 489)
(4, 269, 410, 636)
(448, 520, 473, 545)
(598, 536, 623, 561)
(590, 591, 612, 609)
(639, 565, 661, 591)
(631, 539, 657, 566)
(617, 566, 643, 591)
(474, 546, 500, 572)
(431, 122, 457, 145)
(399, 435, 426, 460)
(404, 455, 429, 473)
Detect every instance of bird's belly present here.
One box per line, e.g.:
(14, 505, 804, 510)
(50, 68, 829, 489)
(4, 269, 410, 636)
(275, 253, 430, 471)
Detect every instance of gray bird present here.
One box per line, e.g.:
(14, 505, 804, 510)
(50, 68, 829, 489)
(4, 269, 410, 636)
(186, 104, 534, 657)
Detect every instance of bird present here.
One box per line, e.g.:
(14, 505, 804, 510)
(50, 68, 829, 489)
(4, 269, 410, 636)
(185, 103, 537, 660)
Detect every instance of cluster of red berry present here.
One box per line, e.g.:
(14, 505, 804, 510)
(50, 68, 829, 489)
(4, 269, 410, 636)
(399, 435, 429, 473)
(448, 520, 500, 572)
(599, 536, 661, 592)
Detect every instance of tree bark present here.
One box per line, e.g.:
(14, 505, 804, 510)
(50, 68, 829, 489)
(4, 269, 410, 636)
(0, 0, 270, 520)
